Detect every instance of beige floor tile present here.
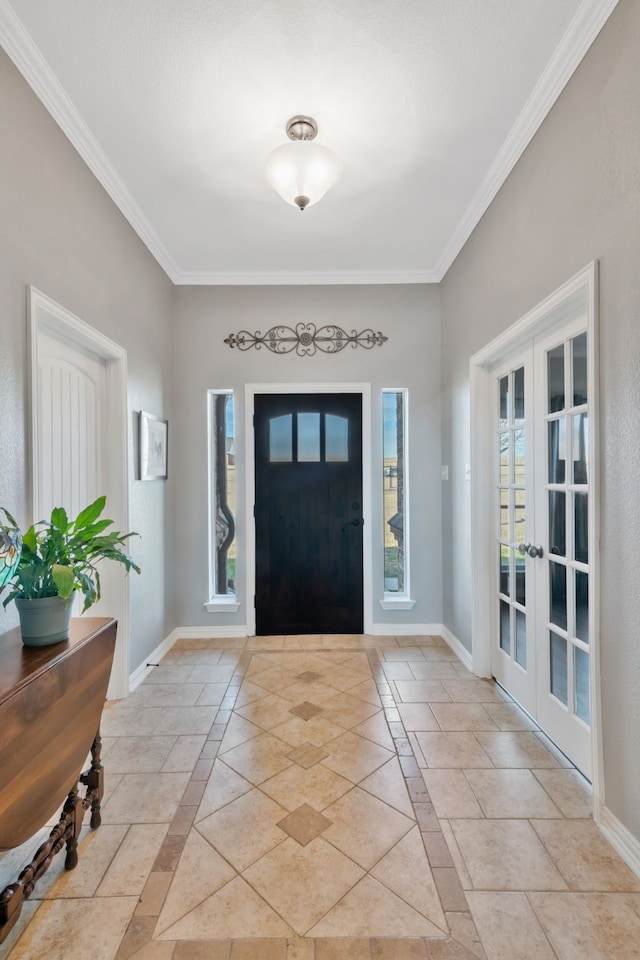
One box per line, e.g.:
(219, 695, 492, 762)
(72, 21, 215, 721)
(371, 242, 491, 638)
(349, 678, 383, 708)
(270, 715, 346, 748)
(195, 759, 253, 821)
(279, 680, 345, 706)
(97, 823, 168, 896)
(408, 662, 460, 680)
(467, 891, 556, 959)
(260, 762, 352, 811)
(101, 772, 191, 823)
(380, 660, 415, 680)
(161, 735, 207, 773)
(155, 829, 237, 934)
(308, 875, 445, 937)
(370, 826, 448, 931)
(196, 683, 231, 706)
(100, 704, 167, 738)
(221, 732, 293, 784)
(322, 694, 381, 730)
(531, 819, 640, 891)
(441, 680, 504, 703)
(154, 706, 219, 736)
(474, 732, 561, 769)
(236, 693, 301, 731)
(429, 704, 499, 732)
(157, 876, 294, 939)
(132, 683, 206, 707)
(414, 732, 492, 768)
(234, 679, 271, 706)
(464, 769, 562, 819)
(449, 819, 568, 891)
(219, 714, 264, 753)
(135, 872, 173, 916)
(322, 731, 394, 784)
(370, 939, 428, 959)
(444, 911, 485, 958)
(382, 647, 427, 661)
(394, 680, 452, 703)
(128, 943, 176, 960)
(532, 732, 575, 768)
(315, 938, 372, 959)
(397, 703, 441, 732)
(422, 770, 484, 819)
(352, 712, 395, 750)
(529, 891, 640, 959)
(439, 820, 473, 890)
(185, 663, 237, 682)
(359, 757, 415, 817)
(197, 788, 288, 871)
(32, 824, 127, 899)
(482, 702, 538, 731)
(229, 939, 286, 959)
(102, 736, 176, 774)
(6, 896, 137, 960)
(143, 664, 195, 684)
(531, 768, 592, 818)
(324, 667, 374, 694)
(243, 836, 365, 934)
(323, 786, 414, 870)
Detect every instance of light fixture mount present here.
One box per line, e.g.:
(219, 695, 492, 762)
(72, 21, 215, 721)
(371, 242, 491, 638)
(285, 115, 318, 142)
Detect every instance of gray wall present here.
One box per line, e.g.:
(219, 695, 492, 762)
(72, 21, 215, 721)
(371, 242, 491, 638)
(440, 0, 640, 836)
(0, 49, 177, 671)
(172, 284, 442, 630)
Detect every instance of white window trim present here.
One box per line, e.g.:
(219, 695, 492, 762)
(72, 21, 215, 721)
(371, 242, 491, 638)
(206, 388, 240, 611)
(380, 387, 414, 608)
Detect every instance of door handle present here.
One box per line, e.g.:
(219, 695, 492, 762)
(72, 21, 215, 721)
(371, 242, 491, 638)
(517, 542, 544, 558)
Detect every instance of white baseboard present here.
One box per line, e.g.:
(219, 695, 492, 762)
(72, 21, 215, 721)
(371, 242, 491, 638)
(439, 625, 474, 672)
(599, 805, 640, 880)
(173, 625, 249, 639)
(370, 622, 444, 637)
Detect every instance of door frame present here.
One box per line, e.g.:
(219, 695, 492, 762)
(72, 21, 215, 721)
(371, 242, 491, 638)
(28, 287, 130, 700)
(469, 262, 603, 812)
(245, 382, 372, 637)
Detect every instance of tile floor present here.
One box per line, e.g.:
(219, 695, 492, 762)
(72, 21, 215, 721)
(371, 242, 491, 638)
(2, 633, 640, 960)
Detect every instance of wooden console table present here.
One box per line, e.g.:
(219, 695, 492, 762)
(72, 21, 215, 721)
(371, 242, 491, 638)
(0, 617, 117, 943)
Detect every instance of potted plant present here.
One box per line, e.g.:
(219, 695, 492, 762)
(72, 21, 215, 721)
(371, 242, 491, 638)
(0, 496, 140, 646)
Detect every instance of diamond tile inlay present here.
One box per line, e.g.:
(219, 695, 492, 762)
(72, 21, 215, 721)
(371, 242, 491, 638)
(289, 701, 324, 721)
(277, 804, 333, 846)
(296, 671, 323, 682)
(287, 741, 329, 769)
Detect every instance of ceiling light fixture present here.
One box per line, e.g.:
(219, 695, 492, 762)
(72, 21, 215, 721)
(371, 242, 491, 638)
(265, 115, 342, 211)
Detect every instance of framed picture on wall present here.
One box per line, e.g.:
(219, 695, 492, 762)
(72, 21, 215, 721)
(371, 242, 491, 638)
(138, 411, 168, 480)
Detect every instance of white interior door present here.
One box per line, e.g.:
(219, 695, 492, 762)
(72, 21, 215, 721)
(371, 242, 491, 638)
(491, 317, 592, 777)
(29, 288, 130, 699)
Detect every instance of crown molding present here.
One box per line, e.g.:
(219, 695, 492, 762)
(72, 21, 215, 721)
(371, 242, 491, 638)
(0, 0, 181, 283)
(173, 268, 438, 285)
(434, 0, 620, 281)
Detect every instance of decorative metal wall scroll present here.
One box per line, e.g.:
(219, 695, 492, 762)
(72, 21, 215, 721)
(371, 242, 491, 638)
(224, 322, 388, 357)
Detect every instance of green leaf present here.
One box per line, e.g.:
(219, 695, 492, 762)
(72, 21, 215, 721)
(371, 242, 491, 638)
(73, 496, 106, 530)
(50, 507, 68, 531)
(51, 563, 75, 598)
(22, 526, 38, 552)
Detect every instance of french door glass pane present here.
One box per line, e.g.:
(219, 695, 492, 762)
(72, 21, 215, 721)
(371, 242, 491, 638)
(549, 491, 566, 557)
(572, 332, 588, 406)
(514, 366, 525, 423)
(572, 414, 588, 484)
(513, 430, 525, 479)
(575, 570, 589, 644)
(548, 345, 565, 413)
(500, 489, 510, 540)
(326, 414, 349, 462)
(500, 545, 510, 597)
(575, 647, 591, 723)
(515, 551, 526, 605)
(297, 413, 320, 462)
(550, 632, 568, 705)
(574, 493, 589, 563)
(499, 376, 509, 428)
(515, 609, 527, 668)
(500, 433, 510, 482)
(500, 600, 511, 653)
(549, 562, 567, 630)
(548, 419, 566, 484)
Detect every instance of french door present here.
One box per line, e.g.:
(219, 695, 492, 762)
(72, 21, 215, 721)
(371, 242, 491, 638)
(492, 316, 592, 777)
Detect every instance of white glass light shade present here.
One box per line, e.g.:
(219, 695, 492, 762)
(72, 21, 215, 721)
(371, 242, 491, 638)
(265, 140, 342, 210)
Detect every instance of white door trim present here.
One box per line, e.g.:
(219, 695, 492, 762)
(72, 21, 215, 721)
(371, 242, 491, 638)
(28, 287, 130, 700)
(469, 262, 603, 812)
(244, 382, 373, 636)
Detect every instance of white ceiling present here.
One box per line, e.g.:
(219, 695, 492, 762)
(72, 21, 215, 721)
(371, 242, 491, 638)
(0, 0, 618, 284)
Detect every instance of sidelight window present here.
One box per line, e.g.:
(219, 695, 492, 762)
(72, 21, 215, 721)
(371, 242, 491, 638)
(208, 390, 236, 599)
(382, 389, 409, 598)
